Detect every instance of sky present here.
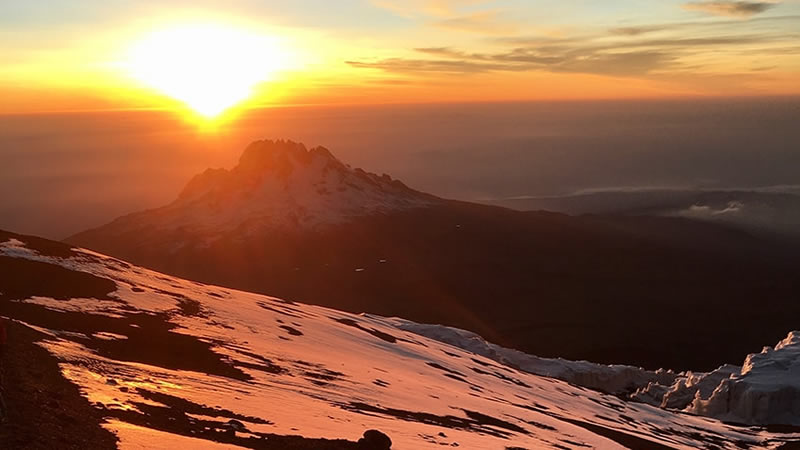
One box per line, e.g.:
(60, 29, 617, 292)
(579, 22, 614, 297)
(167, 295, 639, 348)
(1, 0, 799, 113)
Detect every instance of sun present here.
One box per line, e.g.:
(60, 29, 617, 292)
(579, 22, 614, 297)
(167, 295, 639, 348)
(125, 24, 286, 118)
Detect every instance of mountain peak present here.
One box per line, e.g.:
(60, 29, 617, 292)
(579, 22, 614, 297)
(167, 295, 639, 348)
(155, 139, 439, 233)
(235, 140, 344, 178)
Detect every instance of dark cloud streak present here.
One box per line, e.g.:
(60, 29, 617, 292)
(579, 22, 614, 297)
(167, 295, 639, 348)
(610, 26, 670, 36)
(683, 1, 778, 18)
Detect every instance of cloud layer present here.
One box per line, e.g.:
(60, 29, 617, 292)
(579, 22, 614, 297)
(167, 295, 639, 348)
(683, 1, 779, 17)
(348, 16, 797, 78)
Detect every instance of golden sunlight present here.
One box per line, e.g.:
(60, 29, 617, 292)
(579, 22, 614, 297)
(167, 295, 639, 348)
(124, 24, 286, 118)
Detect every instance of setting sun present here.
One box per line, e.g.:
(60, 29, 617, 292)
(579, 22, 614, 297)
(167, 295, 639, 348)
(124, 24, 287, 118)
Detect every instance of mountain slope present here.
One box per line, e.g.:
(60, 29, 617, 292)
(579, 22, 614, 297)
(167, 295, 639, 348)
(2, 229, 799, 449)
(67, 140, 800, 372)
(75, 139, 438, 238)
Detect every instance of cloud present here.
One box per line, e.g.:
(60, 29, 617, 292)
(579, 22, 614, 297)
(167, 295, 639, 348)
(682, 1, 779, 17)
(683, 201, 745, 217)
(610, 26, 670, 36)
(348, 34, 776, 76)
(349, 49, 676, 76)
(496, 33, 774, 48)
(348, 14, 798, 78)
(347, 57, 508, 74)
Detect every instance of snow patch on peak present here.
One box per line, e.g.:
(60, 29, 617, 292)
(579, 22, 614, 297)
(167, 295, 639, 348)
(109, 140, 441, 236)
(233, 140, 347, 183)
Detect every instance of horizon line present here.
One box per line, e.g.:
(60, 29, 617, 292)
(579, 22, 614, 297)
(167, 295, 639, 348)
(2, 94, 800, 117)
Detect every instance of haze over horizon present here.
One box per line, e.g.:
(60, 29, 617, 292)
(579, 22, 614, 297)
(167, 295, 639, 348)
(2, 98, 799, 239)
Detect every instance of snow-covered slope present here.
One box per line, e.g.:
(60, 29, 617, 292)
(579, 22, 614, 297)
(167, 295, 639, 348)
(382, 318, 680, 396)
(385, 317, 800, 428)
(2, 231, 798, 449)
(80, 139, 437, 238)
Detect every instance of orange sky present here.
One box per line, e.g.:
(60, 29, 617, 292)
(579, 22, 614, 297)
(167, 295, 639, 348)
(2, 1, 799, 115)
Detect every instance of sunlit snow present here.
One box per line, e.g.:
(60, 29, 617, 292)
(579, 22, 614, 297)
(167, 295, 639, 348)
(2, 236, 798, 448)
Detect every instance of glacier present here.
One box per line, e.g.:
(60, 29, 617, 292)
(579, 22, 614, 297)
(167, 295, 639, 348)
(383, 317, 800, 428)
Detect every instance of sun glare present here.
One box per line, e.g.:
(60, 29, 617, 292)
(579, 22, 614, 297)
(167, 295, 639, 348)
(125, 24, 286, 118)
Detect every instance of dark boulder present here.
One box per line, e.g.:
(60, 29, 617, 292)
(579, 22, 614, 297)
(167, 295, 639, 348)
(225, 419, 247, 432)
(358, 429, 392, 449)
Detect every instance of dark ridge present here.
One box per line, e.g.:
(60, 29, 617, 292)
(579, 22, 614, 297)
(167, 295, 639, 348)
(0, 229, 79, 259)
(0, 321, 119, 449)
(0, 256, 117, 301)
